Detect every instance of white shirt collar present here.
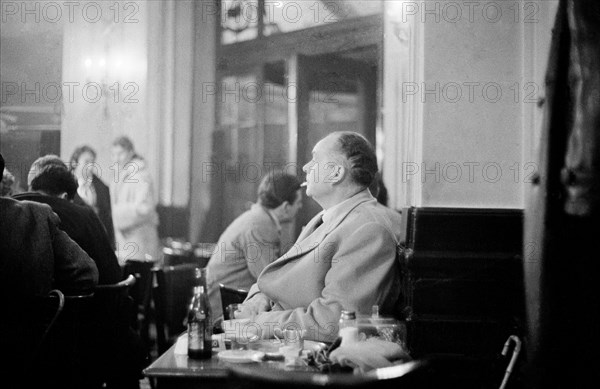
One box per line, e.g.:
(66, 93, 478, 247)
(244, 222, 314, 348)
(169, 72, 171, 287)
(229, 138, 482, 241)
(322, 190, 366, 225)
(267, 208, 282, 233)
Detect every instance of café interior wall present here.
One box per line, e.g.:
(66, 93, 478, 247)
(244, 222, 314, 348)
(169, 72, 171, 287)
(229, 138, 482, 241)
(60, 1, 193, 208)
(419, 2, 528, 209)
(60, 2, 153, 191)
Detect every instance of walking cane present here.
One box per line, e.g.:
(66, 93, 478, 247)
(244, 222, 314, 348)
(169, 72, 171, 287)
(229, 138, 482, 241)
(499, 335, 522, 389)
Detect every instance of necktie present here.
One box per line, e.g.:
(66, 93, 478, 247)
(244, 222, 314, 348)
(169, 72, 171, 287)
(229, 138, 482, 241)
(296, 213, 324, 243)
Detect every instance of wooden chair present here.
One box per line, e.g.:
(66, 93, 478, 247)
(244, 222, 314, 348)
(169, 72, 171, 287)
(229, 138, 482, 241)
(122, 260, 156, 346)
(153, 263, 199, 354)
(219, 283, 249, 320)
(162, 242, 216, 268)
(82, 274, 148, 388)
(21, 289, 65, 364)
(41, 291, 96, 389)
(2, 290, 94, 388)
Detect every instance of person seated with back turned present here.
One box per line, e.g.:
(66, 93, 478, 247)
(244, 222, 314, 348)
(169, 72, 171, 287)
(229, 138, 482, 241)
(13, 155, 146, 388)
(207, 171, 303, 322)
(14, 155, 122, 285)
(0, 152, 98, 384)
(235, 131, 401, 342)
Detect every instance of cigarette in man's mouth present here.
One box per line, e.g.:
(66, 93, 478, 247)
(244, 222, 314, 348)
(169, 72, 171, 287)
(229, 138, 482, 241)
(300, 182, 308, 187)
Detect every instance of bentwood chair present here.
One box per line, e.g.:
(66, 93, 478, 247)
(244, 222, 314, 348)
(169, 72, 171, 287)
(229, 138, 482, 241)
(42, 291, 96, 389)
(29, 289, 65, 362)
(219, 283, 249, 320)
(81, 274, 149, 388)
(123, 260, 156, 346)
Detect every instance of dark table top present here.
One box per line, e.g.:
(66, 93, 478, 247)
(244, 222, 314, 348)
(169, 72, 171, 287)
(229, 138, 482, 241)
(143, 337, 427, 388)
(143, 343, 230, 379)
(143, 337, 322, 380)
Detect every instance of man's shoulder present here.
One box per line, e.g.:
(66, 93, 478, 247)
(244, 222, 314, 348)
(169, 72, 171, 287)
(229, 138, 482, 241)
(333, 200, 400, 241)
(15, 193, 93, 219)
(2, 196, 56, 226)
(230, 205, 273, 228)
(6, 195, 53, 214)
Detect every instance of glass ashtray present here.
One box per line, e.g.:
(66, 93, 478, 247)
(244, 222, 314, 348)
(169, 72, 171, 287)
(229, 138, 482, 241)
(354, 316, 407, 346)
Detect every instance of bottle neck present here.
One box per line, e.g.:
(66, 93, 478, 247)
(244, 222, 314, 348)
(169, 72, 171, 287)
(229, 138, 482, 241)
(340, 310, 356, 321)
(195, 268, 209, 289)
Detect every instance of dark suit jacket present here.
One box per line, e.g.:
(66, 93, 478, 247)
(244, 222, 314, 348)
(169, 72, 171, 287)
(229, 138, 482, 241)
(0, 197, 98, 297)
(74, 174, 116, 250)
(1, 197, 99, 380)
(14, 192, 122, 285)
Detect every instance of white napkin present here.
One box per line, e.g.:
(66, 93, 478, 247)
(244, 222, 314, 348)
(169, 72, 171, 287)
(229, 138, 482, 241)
(174, 333, 188, 355)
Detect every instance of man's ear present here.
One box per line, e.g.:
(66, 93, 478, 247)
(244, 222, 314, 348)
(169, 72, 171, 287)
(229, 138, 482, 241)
(330, 164, 345, 184)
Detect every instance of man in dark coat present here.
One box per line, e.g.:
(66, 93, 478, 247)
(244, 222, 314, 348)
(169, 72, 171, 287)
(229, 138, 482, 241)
(69, 145, 116, 250)
(15, 155, 122, 285)
(0, 152, 99, 386)
(15, 155, 147, 388)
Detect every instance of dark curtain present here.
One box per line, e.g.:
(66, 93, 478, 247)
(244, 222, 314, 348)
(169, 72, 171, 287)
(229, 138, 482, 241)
(524, 0, 600, 387)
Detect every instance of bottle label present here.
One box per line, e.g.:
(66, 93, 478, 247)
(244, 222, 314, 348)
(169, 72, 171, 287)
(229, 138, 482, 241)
(189, 322, 206, 351)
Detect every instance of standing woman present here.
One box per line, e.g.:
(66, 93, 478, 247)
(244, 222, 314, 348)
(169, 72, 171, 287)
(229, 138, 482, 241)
(69, 145, 116, 250)
(110, 136, 160, 264)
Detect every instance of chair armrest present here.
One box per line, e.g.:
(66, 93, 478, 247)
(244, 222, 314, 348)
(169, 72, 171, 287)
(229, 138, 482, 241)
(95, 274, 137, 291)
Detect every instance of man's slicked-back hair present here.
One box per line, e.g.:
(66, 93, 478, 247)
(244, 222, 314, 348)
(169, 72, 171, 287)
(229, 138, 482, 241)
(30, 164, 78, 199)
(258, 171, 302, 209)
(28, 155, 67, 186)
(332, 131, 378, 188)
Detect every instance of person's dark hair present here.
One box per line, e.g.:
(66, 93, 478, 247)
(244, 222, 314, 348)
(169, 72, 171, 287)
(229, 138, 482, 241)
(112, 135, 142, 160)
(333, 131, 378, 188)
(113, 136, 134, 152)
(28, 155, 67, 186)
(30, 164, 78, 199)
(257, 171, 302, 209)
(69, 145, 97, 172)
(369, 172, 389, 206)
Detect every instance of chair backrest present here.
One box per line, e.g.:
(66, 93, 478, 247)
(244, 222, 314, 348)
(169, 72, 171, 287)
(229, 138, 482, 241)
(93, 274, 137, 329)
(96, 273, 137, 290)
(75, 274, 141, 386)
(219, 283, 249, 320)
(162, 242, 216, 268)
(23, 289, 65, 362)
(44, 292, 96, 388)
(398, 207, 525, 359)
(122, 260, 154, 309)
(153, 263, 198, 353)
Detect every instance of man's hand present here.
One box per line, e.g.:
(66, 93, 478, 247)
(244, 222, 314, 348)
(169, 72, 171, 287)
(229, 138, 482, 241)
(235, 293, 271, 319)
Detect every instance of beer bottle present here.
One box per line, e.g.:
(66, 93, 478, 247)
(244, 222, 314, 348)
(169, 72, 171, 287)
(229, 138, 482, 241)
(187, 268, 212, 359)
